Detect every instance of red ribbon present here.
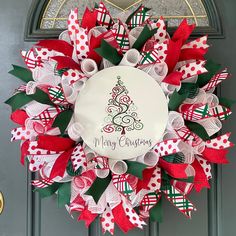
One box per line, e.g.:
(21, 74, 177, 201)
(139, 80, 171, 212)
(159, 159, 188, 179)
(49, 148, 74, 179)
(87, 34, 103, 63)
(136, 167, 155, 192)
(165, 19, 195, 73)
(172, 19, 195, 45)
(37, 135, 75, 152)
(165, 39, 182, 73)
(162, 71, 183, 85)
(179, 48, 207, 61)
(87, 31, 121, 63)
(81, 7, 98, 31)
(10, 110, 29, 126)
(78, 207, 98, 227)
(202, 147, 229, 164)
(192, 159, 210, 192)
(112, 203, 135, 233)
(51, 56, 80, 70)
(36, 40, 74, 57)
(20, 140, 29, 165)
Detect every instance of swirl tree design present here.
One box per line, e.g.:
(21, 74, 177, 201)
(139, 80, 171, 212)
(103, 76, 144, 135)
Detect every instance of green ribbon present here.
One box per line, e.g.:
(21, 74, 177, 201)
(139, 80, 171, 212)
(125, 5, 142, 24)
(57, 182, 71, 207)
(126, 160, 147, 179)
(5, 92, 33, 111)
(161, 171, 171, 190)
(94, 39, 123, 65)
(5, 88, 54, 111)
(185, 120, 210, 141)
(30, 88, 55, 106)
(162, 153, 185, 164)
(178, 83, 199, 99)
(168, 90, 189, 111)
(66, 160, 82, 176)
(52, 109, 73, 134)
(34, 183, 61, 198)
(150, 195, 163, 222)
(125, 5, 150, 25)
(197, 60, 221, 87)
(132, 25, 158, 51)
(9, 65, 33, 83)
(85, 174, 111, 203)
(162, 168, 194, 185)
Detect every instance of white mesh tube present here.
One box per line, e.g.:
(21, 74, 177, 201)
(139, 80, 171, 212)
(108, 159, 128, 175)
(68, 122, 83, 141)
(119, 49, 140, 67)
(136, 151, 159, 167)
(81, 59, 98, 77)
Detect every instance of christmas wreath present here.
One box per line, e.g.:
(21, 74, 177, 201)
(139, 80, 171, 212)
(5, 2, 234, 234)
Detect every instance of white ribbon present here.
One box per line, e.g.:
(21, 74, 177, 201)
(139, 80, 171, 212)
(162, 131, 179, 140)
(59, 30, 71, 43)
(167, 111, 185, 130)
(81, 58, 98, 77)
(25, 101, 50, 117)
(88, 26, 107, 41)
(68, 122, 83, 141)
(61, 81, 78, 104)
(83, 145, 97, 161)
(72, 77, 87, 91)
(32, 60, 61, 86)
(108, 159, 128, 175)
(206, 93, 219, 108)
(161, 82, 181, 96)
(196, 117, 222, 137)
(119, 49, 140, 67)
(136, 151, 159, 167)
(26, 81, 38, 95)
(178, 141, 195, 164)
(95, 169, 110, 179)
(142, 63, 168, 84)
(45, 127, 61, 136)
(100, 59, 114, 69)
(193, 141, 206, 154)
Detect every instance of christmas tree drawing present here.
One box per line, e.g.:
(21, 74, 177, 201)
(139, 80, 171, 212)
(102, 76, 144, 135)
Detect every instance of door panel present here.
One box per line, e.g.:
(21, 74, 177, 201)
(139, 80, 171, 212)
(1, 0, 236, 236)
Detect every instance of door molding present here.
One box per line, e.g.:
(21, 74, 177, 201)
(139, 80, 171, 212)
(24, 0, 224, 41)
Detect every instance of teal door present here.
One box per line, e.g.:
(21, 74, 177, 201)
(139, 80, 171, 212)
(0, 0, 236, 235)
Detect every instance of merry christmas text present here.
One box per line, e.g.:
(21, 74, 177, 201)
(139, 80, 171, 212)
(93, 136, 152, 150)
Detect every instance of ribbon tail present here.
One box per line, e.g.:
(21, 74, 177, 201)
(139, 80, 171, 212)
(162, 185, 196, 218)
(192, 159, 210, 192)
(202, 147, 229, 164)
(78, 208, 98, 228)
(50, 149, 73, 179)
(20, 140, 30, 165)
(159, 159, 188, 179)
(112, 203, 135, 233)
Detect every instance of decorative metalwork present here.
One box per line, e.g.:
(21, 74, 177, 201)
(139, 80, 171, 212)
(40, 0, 209, 29)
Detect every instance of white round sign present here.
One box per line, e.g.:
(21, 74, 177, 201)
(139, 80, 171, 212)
(74, 66, 168, 160)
